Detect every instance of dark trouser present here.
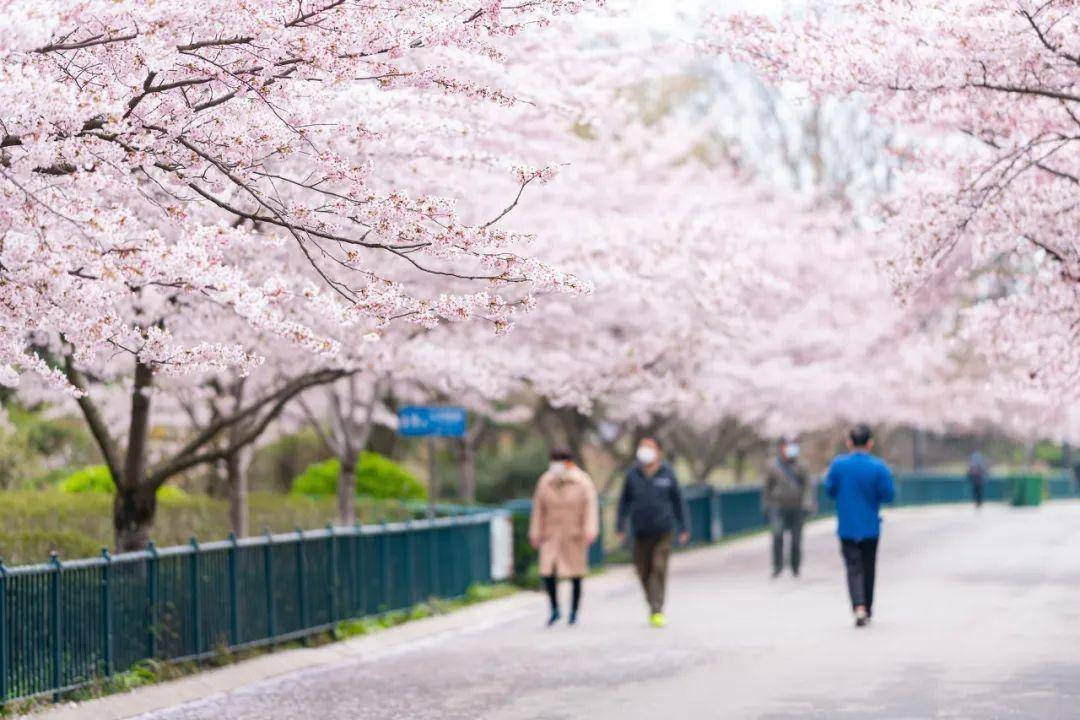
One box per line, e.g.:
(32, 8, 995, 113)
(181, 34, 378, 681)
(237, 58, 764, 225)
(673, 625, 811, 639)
(542, 576, 582, 615)
(840, 537, 879, 613)
(633, 531, 673, 614)
(769, 508, 805, 574)
(972, 481, 984, 507)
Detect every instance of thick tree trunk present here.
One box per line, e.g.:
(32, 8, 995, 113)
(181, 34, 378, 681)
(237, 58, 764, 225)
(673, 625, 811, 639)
(114, 360, 157, 552)
(734, 448, 746, 484)
(114, 483, 158, 552)
(337, 455, 356, 526)
(226, 451, 248, 538)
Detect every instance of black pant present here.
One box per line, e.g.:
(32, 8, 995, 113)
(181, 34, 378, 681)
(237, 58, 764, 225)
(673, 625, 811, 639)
(972, 481, 984, 507)
(769, 508, 805, 574)
(840, 538, 879, 612)
(542, 576, 582, 615)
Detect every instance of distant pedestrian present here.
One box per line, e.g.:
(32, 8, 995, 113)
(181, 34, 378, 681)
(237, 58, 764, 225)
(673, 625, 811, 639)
(824, 424, 895, 628)
(616, 437, 690, 628)
(529, 448, 599, 626)
(764, 436, 815, 578)
(967, 451, 989, 508)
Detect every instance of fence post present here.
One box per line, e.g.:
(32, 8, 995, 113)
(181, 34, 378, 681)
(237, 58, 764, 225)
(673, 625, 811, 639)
(227, 533, 239, 648)
(263, 530, 275, 644)
(380, 519, 391, 612)
(147, 541, 158, 659)
(709, 487, 721, 542)
(404, 520, 416, 605)
(49, 552, 62, 701)
(0, 558, 7, 704)
(100, 549, 114, 677)
(189, 538, 202, 657)
(353, 522, 363, 616)
(327, 524, 338, 626)
(295, 528, 308, 637)
(428, 522, 438, 599)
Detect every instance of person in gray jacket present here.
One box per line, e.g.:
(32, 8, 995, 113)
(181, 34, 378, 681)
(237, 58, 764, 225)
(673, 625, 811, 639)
(763, 436, 815, 578)
(616, 437, 689, 628)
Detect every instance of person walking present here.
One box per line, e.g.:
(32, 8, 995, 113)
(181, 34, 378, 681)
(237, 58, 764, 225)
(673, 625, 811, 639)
(824, 424, 895, 627)
(763, 436, 815, 578)
(967, 451, 989, 508)
(616, 437, 689, 628)
(529, 448, 599, 626)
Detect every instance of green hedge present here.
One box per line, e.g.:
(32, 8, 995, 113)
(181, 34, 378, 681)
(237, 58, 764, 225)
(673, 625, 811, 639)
(291, 452, 426, 501)
(0, 490, 415, 564)
(59, 465, 187, 500)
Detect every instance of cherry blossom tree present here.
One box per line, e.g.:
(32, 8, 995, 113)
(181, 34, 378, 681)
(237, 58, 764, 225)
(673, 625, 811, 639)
(714, 0, 1080, 402)
(1, 0, 603, 548)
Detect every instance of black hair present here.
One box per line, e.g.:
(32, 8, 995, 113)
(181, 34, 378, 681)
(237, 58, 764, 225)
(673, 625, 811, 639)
(549, 447, 573, 462)
(848, 423, 873, 447)
(640, 436, 663, 451)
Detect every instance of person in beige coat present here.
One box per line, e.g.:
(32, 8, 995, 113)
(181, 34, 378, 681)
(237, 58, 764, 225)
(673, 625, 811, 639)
(529, 447, 599, 626)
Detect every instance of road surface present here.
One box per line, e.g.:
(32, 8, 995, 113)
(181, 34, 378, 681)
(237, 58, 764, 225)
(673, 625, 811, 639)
(60, 502, 1080, 719)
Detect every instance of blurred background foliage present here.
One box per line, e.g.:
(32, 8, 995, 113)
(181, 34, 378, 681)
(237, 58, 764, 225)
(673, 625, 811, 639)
(0, 400, 1073, 566)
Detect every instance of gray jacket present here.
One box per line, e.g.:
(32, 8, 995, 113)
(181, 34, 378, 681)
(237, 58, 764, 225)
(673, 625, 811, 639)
(763, 458, 814, 513)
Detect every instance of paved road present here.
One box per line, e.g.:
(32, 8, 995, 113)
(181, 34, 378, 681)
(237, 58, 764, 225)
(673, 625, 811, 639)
(134, 503, 1080, 720)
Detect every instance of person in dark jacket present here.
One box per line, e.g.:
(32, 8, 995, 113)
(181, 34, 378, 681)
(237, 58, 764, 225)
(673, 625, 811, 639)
(763, 436, 815, 578)
(967, 451, 988, 509)
(616, 437, 689, 628)
(824, 423, 895, 627)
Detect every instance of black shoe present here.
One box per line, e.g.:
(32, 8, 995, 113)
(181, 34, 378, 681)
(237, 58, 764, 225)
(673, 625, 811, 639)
(792, 568, 800, 578)
(547, 610, 561, 627)
(772, 569, 782, 579)
(568, 610, 578, 626)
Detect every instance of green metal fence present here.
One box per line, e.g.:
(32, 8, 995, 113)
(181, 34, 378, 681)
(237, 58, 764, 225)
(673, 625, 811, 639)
(0, 514, 495, 703)
(679, 473, 1076, 549)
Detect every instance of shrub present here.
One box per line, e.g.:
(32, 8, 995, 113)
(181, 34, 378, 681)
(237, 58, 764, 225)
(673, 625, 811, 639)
(290, 458, 339, 497)
(59, 465, 114, 494)
(356, 452, 426, 500)
(59, 465, 187, 499)
(291, 453, 426, 501)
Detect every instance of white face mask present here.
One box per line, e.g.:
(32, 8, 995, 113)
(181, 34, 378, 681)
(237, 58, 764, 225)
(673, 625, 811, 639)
(784, 443, 801, 460)
(548, 461, 568, 477)
(636, 446, 659, 465)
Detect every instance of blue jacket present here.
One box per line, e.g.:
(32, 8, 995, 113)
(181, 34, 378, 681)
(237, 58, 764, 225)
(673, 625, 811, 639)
(617, 462, 688, 537)
(825, 451, 895, 540)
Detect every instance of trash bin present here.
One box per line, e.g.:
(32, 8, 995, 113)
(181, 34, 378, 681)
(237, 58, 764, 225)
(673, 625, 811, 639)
(1008, 474, 1043, 507)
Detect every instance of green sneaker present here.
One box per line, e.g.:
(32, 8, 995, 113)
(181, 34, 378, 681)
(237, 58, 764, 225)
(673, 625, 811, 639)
(649, 612, 667, 628)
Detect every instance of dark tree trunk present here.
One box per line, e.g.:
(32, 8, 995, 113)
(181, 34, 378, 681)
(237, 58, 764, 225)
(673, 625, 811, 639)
(734, 448, 746, 484)
(459, 437, 477, 504)
(337, 455, 356, 526)
(114, 483, 158, 552)
(114, 360, 156, 552)
(226, 451, 248, 537)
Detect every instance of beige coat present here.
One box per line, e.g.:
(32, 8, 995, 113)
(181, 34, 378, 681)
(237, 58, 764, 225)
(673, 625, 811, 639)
(528, 466, 599, 578)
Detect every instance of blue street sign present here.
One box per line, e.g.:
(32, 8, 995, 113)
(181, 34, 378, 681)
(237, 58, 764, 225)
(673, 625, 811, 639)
(397, 406, 468, 438)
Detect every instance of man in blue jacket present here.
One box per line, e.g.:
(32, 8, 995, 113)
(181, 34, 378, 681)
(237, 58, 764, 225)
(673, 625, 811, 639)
(824, 423, 895, 627)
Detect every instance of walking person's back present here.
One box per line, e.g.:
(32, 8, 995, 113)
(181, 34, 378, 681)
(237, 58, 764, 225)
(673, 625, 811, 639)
(825, 423, 895, 627)
(967, 452, 988, 508)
